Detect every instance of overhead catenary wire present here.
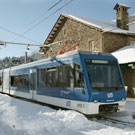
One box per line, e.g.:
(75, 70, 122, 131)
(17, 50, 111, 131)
(15, 0, 73, 38)
(23, 0, 63, 30)
(0, 26, 41, 44)
(12, 0, 63, 42)
(1, 41, 42, 47)
(0, 1, 64, 45)
(0, 40, 64, 48)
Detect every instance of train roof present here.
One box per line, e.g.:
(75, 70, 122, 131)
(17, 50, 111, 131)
(0, 50, 114, 71)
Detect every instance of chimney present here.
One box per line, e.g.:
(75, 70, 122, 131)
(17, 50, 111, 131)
(114, 3, 130, 30)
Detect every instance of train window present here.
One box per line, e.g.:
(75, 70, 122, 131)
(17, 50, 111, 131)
(46, 67, 58, 87)
(39, 64, 73, 88)
(58, 65, 72, 88)
(39, 67, 59, 87)
(11, 74, 29, 89)
(39, 68, 46, 87)
(0, 77, 2, 86)
(74, 64, 85, 88)
(85, 59, 123, 91)
(39, 64, 86, 89)
(30, 72, 36, 90)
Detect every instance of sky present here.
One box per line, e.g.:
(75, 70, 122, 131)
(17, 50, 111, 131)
(0, 0, 135, 59)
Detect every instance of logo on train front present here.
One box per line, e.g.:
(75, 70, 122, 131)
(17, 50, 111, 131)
(107, 93, 113, 98)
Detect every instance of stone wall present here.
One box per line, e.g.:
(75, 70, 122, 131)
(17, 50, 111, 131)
(102, 33, 135, 53)
(45, 18, 102, 58)
(128, 36, 135, 45)
(102, 33, 128, 53)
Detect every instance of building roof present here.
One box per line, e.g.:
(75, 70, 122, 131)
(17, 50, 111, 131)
(114, 3, 130, 10)
(66, 14, 135, 34)
(44, 13, 135, 44)
(129, 14, 135, 32)
(112, 45, 135, 64)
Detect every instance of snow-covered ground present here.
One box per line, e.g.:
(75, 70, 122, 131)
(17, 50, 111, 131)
(0, 93, 135, 135)
(104, 98, 135, 123)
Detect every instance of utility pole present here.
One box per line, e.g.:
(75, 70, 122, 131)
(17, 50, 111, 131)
(25, 51, 28, 64)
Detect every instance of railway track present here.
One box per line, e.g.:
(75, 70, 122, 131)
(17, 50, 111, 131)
(88, 115, 135, 130)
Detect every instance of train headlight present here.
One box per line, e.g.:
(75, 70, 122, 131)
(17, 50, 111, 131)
(122, 98, 125, 101)
(94, 100, 98, 103)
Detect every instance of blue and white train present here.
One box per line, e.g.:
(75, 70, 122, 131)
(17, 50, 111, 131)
(0, 50, 126, 115)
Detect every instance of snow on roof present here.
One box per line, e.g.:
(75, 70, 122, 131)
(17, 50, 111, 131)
(114, 3, 130, 8)
(112, 45, 135, 64)
(129, 23, 135, 32)
(65, 14, 135, 34)
(130, 13, 135, 17)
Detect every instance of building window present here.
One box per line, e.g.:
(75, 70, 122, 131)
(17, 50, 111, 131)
(63, 29, 67, 35)
(89, 41, 95, 51)
(11, 74, 29, 89)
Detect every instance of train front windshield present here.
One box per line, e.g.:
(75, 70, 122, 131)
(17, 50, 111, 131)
(85, 59, 123, 91)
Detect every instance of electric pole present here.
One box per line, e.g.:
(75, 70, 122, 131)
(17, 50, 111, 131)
(25, 52, 28, 64)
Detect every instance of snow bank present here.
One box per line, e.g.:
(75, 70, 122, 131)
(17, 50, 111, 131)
(0, 94, 135, 135)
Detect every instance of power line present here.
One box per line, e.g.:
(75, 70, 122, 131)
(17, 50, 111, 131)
(0, 1, 64, 44)
(0, 26, 41, 44)
(12, 0, 63, 42)
(15, 0, 73, 38)
(23, 0, 63, 31)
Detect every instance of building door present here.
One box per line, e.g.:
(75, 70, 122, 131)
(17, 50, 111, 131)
(30, 69, 37, 100)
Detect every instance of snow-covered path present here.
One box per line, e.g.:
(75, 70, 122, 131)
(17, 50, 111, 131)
(0, 93, 135, 135)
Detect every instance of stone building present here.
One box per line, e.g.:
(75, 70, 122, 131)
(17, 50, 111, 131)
(112, 44, 135, 97)
(40, 3, 135, 97)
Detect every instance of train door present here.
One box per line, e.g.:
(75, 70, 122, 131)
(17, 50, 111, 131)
(30, 69, 37, 100)
(3, 68, 10, 94)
